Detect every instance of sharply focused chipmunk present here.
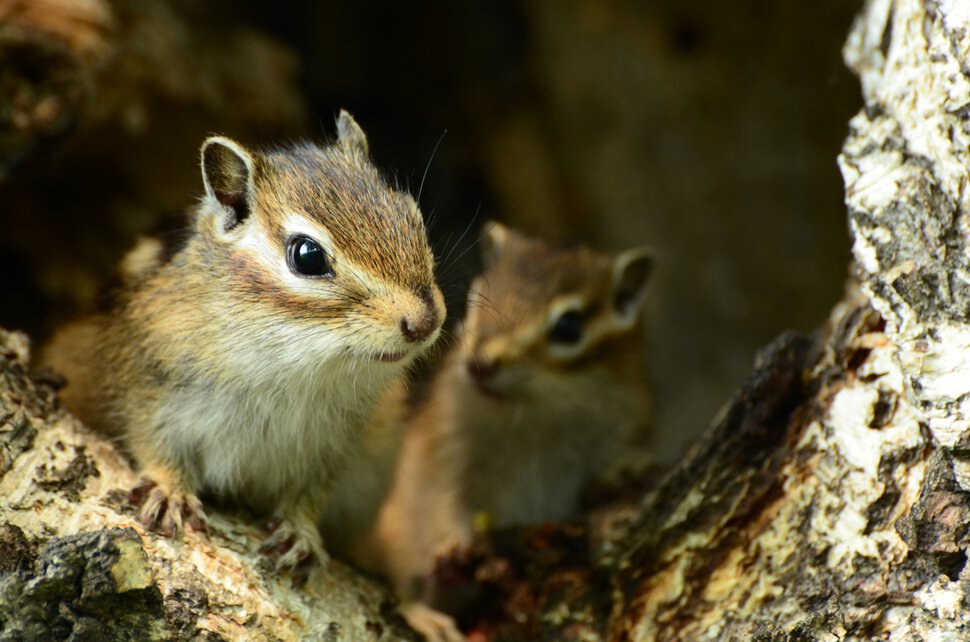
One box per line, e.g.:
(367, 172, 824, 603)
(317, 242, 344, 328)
(372, 223, 653, 640)
(42, 111, 445, 572)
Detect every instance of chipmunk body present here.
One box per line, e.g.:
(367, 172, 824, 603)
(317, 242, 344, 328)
(43, 112, 445, 569)
(374, 224, 652, 639)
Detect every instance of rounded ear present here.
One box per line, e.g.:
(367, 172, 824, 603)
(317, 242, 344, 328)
(480, 221, 510, 267)
(611, 247, 654, 326)
(336, 110, 370, 156)
(200, 136, 256, 230)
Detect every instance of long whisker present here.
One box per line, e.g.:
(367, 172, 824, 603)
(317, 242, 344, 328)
(418, 129, 448, 206)
(465, 287, 512, 324)
(438, 204, 483, 274)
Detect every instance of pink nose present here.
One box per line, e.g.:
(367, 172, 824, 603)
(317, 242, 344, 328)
(400, 315, 436, 342)
(400, 286, 441, 342)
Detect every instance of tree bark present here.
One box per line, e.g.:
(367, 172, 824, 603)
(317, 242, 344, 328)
(0, 329, 417, 640)
(0, 0, 304, 179)
(5, 0, 970, 640)
(0, 0, 306, 337)
(431, 1, 970, 639)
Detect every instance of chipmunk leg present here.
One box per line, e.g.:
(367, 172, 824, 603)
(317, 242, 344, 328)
(129, 459, 208, 537)
(400, 602, 465, 642)
(260, 473, 335, 579)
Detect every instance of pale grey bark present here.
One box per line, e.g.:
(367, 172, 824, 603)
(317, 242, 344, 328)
(5, 1, 970, 641)
(0, 328, 416, 641)
(431, 1, 970, 639)
(613, 0, 970, 637)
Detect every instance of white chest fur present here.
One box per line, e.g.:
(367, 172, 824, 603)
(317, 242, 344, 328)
(153, 357, 395, 512)
(451, 373, 642, 526)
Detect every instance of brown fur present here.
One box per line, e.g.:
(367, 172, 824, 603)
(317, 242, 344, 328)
(372, 225, 653, 638)
(42, 112, 445, 571)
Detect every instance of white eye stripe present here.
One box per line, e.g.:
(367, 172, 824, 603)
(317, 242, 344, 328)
(282, 213, 336, 259)
(235, 212, 394, 299)
(544, 295, 623, 360)
(546, 295, 587, 328)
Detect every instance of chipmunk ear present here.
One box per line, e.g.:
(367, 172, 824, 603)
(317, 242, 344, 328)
(611, 247, 654, 327)
(336, 110, 370, 156)
(480, 221, 511, 267)
(201, 136, 256, 230)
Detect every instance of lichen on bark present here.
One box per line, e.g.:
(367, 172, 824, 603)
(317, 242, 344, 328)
(5, 0, 970, 640)
(432, 1, 970, 639)
(0, 330, 418, 641)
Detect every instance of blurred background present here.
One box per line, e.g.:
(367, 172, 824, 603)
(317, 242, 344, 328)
(0, 0, 860, 461)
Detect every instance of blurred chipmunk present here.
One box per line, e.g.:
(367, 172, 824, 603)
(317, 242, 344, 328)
(373, 223, 654, 640)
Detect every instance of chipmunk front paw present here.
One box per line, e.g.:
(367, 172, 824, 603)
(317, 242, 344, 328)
(259, 515, 328, 584)
(401, 602, 465, 642)
(129, 477, 208, 537)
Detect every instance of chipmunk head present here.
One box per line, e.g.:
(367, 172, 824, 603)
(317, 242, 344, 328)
(461, 223, 652, 399)
(193, 111, 444, 370)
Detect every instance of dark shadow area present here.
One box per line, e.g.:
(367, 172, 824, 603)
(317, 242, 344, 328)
(0, 0, 861, 460)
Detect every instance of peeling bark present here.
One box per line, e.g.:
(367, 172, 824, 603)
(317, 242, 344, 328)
(433, 1, 970, 639)
(0, 329, 416, 641)
(5, 0, 970, 640)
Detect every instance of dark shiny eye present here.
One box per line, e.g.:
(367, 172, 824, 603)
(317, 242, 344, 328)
(549, 310, 584, 344)
(287, 235, 333, 277)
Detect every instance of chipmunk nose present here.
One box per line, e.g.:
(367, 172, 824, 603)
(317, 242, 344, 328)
(400, 315, 436, 342)
(400, 287, 442, 343)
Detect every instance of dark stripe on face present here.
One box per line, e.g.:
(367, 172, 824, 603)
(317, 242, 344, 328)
(226, 252, 356, 321)
(256, 148, 437, 292)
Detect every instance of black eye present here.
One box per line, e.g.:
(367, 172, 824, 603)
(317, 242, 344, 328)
(549, 310, 584, 344)
(287, 235, 333, 277)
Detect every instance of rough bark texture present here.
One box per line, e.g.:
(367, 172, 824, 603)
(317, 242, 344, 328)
(0, 329, 417, 641)
(432, 0, 970, 639)
(4, 0, 970, 640)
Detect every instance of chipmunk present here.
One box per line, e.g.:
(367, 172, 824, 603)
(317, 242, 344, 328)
(372, 223, 653, 640)
(41, 111, 445, 572)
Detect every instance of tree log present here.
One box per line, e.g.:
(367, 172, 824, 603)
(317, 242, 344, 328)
(5, 0, 970, 641)
(0, 329, 416, 640)
(432, 1, 970, 639)
(0, 0, 304, 179)
(0, 0, 306, 337)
